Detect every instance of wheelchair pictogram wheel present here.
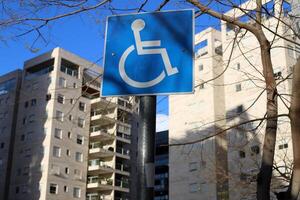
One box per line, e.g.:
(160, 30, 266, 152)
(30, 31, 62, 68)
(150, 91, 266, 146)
(119, 45, 166, 88)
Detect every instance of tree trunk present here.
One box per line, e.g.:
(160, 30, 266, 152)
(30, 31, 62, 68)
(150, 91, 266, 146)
(289, 58, 300, 200)
(256, 36, 278, 200)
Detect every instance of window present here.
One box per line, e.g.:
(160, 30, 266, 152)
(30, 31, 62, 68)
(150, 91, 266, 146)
(53, 146, 61, 157)
(68, 115, 73, 121)
(24, 101, 29, 108)
(59, 77, 66, 87)
(251, 145, 260, 154)
(49, 183, 58, 194)
(279, 143, 288, 149)
(23, 167, 29, 176)
(73, 187, 81, 198)
(21, 185, 29, 194)
(70, 99, 74, 104)
(73, 83, 77, 88)
(0, 143, 4, 149)
(74, 169, 82, 178)
(236, 105, 243, 113)
(15, 186, 20, 194)
(54, 128, 62, 139)
(75, 152, 83, 162)
(56, 110, 64, 122)
(198, 64, 203, 71)
(32, 82, 38, 90)
(64, 186, 68, 192)
(68, 132, 72, 138)
(21, 134, 25, 141)
(66, 149, 71, 156)
(46, 94, 51, 101)
(79, 102, 86, 111)
(235, 84, 242, 92)
(77, 135, 84, 145)
(236, 63, 241, 70)
(31, 99, 37, 106)
(78, 118, 85, 128)
(239, 151, 246, 158)
(57, 94, 65, 104)
(24, 148, 31, 158)
(65, 167, 69, 174)
(273, 71, 282, 79)
(189, 162, 198, 172)
(28, 114, 35, 123)
(189, 183, 199, 193)
(17, 168, 21, 176)
(199, 83, 205, 89)
(22, 117, 27, 125)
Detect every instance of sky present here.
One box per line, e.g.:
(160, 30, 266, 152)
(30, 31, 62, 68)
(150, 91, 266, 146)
(0, 0, 224, 132)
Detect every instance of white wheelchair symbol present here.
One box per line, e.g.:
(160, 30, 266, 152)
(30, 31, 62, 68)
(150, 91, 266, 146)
(119, 19, 179, 88)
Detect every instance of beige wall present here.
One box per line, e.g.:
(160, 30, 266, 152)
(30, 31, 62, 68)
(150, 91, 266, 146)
(8, 48, 100, 200)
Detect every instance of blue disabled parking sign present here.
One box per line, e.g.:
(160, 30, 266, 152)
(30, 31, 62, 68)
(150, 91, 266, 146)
(101, 10, 194, 96)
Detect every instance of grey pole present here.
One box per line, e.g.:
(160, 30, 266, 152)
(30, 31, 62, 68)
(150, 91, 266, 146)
(137, 95, 156, 200)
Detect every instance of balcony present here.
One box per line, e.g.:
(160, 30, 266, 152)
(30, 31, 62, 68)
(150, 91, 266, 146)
(118, 99, 133, 113)
(91, 97, 118, 109)
(87, 193, 113, 200)
(88, 163, 114, 175)
(87, 179, 114, 192)
(90, 127, 115, 141)
(89, 146, 115, 158)
(116, 147, 130, 160)
(117, 122, 131, 135)
(115, 163, 130, 176)
(91, 110, 116, 126)
(115, 179, 130, 193)
(116, 132, 131, 144)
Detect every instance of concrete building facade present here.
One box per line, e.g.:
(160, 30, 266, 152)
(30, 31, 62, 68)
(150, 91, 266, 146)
(7, 48, 99, 200)
(0, 48, 139, 200)
(169, 0, 298, 199)
(291, 0, 300, 33)
(0, 70, 22, 200)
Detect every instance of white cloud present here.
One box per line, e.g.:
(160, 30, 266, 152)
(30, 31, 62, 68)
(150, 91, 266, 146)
(156, 113, 168, 132)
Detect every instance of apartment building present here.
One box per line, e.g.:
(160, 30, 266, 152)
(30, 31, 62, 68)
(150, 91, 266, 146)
(0, 47, 140, 200)
(154, 130, 169, 200)
(169, 28, 224, 200)
(86, 95, 138, 200)
(169, 1, 298, 200)
(291, 0, 300, 33)
(5, 48, 99, 200)
(0, 70, 22, 200)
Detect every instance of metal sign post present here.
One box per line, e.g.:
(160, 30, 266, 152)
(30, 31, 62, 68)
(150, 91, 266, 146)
(101, 9, 194, 200)
(137, 96, 156, 200)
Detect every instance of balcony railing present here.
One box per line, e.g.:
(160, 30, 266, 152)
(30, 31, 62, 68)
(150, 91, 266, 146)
(89, 162, 113, 170)
(117, 124, 131, 135)
(89, 145, 115, 155)
(88, 178, 113, 185)
(117, 132, 131, 141)
(87, 194, 112, 200)
(90, 126, 115, 135)
(116, 147, 130, 156)
(116, 163, 130, 173)
(115, 179, 129, 189)
(91, 110, 115, 118)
